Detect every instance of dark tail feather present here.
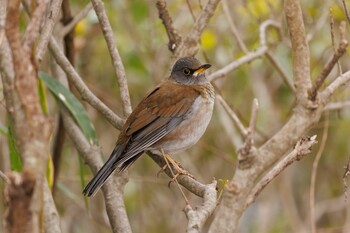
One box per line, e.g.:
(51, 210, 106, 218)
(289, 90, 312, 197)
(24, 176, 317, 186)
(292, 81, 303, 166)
(83, 146, 123, 197)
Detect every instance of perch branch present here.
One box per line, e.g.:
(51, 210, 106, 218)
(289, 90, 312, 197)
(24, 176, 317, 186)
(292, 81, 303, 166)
(91, 0, 132, 117)
(184, 180, 217, 233)
(324, 101, 350, 111)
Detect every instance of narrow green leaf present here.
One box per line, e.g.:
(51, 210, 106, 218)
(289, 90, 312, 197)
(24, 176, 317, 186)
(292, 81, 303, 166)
(38, 78, 49, 115)
(79, 156, 89, 209)
(38, 71, 98, 145)
(7, 116, 22, 171)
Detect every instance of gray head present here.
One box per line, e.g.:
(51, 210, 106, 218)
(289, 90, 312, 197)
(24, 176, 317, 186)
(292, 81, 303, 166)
(170, 57, 211, 84)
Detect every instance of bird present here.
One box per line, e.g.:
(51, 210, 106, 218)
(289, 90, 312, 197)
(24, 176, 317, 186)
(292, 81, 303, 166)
(83, 56, 215, 197)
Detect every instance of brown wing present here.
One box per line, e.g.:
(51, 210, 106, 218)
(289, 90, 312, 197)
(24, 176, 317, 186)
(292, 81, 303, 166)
(115, 81, 199, 165)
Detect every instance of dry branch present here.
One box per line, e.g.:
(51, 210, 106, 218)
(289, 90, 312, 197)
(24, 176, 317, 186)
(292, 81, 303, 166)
(91, 0, 132, 117)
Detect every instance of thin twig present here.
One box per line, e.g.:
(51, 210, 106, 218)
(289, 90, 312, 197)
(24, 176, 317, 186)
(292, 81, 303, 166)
(319, 70, 350, 102)
(342, 0, 350, 24)
(156, 0, 182, 52)
(48, 37, 125, 129)
(265, 51, 295, 92)
(309, 39, 348, 101)
(0, 0, 7, 48)
(209, 19, 280, 82)
(222, 0, 249, 53)
(324, 100, 350, 111)
(216, 94, 247, 137)
(344, 156, 350, 202)
(310, 116, 329, 233)
(174, 0, 220, 58)
(91, 0, 132, 117)
(36, 0, 63, 63)
(62, 3, 93, 36)
(246, 135, 318, 207)
(0, 170, 9, 184)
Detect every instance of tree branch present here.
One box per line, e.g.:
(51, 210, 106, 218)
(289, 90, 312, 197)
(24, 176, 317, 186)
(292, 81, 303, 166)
(61, 3, 93, 36)
(48, 37, 125, 129)
(285, 0, 312, 106)
(91, 0, 132, 117)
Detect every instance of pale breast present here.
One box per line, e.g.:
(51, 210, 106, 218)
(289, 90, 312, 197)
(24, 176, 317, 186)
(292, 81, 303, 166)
(151, 92, 215, 154)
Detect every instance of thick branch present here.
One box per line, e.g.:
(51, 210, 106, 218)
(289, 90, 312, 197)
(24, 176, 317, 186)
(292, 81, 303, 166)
(285, 0, 312, 106)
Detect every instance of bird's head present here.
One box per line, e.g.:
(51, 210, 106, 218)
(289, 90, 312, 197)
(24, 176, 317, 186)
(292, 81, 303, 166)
(170, 57, 211, 84)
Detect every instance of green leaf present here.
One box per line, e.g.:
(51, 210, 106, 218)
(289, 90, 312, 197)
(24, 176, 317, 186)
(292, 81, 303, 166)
(38, 71, 98, 145)
(38, 78, 49, 115)
(79, 156, 89, 209)
(7, 116, 22, 171)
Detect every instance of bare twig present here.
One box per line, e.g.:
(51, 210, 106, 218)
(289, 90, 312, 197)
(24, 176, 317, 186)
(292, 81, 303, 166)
(310, 117, 329, 233)
(174, 0, 220, 58)
(216, 94, 247, 137)
(209, 19, 280, 82)
(319, 69, 350, 103)
(246, 135, 318, 207)
(91, 0, 132, 117)
(23, 0, 49, 55)
(222, 0, 248, 53)
(0, 169, 9, 184)
(208, 46, 267, 82)
(309, 23, 348, 101)
(344, 156, 350, 202)
(61, 3, 93, 36)
(342, 0, 350, 24)
(238, 99, 259, 169)
(48, 37, 125, 129)
(36, 0, 63, 62)
(285, 0, 312, 106)
(324, 100, 350, 111)
(306, 0, 331, 42)
(184, 180, 217, 233)
(156, 0, 182, 52)
(265, 51, 295, 92)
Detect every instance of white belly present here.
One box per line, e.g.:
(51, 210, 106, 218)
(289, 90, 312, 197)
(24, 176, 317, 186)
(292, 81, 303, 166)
(152, 95, 214, 154)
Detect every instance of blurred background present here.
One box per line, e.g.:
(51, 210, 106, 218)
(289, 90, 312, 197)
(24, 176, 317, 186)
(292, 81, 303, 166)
(1, 0, 350, 232)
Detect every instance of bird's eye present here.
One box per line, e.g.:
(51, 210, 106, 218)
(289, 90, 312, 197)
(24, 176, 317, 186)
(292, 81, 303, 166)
(182, 68, 191, 76)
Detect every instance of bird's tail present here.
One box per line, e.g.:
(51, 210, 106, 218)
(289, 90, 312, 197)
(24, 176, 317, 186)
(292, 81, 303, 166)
(82, 146, 123, 197)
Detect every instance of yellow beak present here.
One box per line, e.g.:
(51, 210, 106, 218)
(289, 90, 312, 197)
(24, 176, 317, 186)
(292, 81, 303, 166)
(193, 64, 211, 77)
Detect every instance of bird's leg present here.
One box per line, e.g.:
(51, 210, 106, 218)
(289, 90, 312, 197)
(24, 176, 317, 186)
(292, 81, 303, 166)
(157, 151, 195, 179)
(161, 149, 189, 205)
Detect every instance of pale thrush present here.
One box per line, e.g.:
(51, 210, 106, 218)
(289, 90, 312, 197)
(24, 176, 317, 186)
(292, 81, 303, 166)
(83, 56, 214, 196)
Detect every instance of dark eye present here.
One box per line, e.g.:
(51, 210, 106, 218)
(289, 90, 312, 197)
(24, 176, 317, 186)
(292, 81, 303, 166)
(182, 68, 191, 76)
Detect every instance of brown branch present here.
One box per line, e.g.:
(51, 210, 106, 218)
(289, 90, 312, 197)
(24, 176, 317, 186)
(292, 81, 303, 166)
(245, 135, 318, 207)
(344, 156, 350, 202)
(174, 0, 220, 58)
(184, 180, 217, 233)
(342, 0, 350, 24)
(156, 0, 182, 52)
(23, 0, 49, 55)
(36, 0, 63, 62)
(48, 37, 125, 129)
(0, 0, 6, 48)
(0, 169, 9, 184)
(285, 0, 312, 107)
(319, 70, 350, 103)
(91, 0, 132, 117)
(309, 35, 348, 101)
